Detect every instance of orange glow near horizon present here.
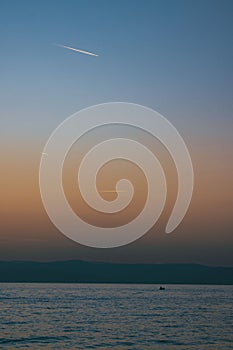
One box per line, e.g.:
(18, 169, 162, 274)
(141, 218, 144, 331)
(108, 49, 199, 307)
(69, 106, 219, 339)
(0, 131, 233, 265)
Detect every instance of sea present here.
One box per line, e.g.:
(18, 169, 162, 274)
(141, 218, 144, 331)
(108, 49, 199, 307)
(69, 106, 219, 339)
(0, 284, 232, 349)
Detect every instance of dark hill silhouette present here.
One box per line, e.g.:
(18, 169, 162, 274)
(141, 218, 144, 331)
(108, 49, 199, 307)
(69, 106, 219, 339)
(0, 261, 232, 284)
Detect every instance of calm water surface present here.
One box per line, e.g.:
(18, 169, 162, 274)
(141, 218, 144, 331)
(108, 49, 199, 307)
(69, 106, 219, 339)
(0, 284, 232, 349)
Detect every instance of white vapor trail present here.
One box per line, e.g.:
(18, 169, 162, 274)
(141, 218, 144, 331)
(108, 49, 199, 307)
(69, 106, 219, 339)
(57, 44, 98, 57)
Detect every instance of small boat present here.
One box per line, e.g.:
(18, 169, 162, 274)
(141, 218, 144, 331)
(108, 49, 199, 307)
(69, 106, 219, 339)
(159, 286, 165, 290)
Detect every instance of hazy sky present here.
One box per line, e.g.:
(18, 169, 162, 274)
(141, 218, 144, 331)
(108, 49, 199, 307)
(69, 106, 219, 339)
(1, 0, 233, 265)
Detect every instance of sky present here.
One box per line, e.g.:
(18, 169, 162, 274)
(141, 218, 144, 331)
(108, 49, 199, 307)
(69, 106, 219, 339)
(0, 0, 233, 265)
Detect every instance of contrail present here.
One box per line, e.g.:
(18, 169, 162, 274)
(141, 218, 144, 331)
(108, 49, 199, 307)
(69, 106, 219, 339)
(56, 44, 98, 57)
(99, 190, 127, 193)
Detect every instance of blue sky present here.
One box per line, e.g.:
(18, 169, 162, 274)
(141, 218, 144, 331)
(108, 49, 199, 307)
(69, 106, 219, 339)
(0, 0, 233, 264)
(1, 0, 233, 138)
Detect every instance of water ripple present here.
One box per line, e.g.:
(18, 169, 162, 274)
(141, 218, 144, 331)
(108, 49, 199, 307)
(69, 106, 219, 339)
(0, 284, 232, 349)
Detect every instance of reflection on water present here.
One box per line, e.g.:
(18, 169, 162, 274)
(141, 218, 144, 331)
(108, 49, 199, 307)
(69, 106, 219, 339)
(0, 284, 232, 349)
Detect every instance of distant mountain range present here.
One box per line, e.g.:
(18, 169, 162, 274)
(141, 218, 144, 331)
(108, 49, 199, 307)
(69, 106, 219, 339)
(0, 260, 232, 284)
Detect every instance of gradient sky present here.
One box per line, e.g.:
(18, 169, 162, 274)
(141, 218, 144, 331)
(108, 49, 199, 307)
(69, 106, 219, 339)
(1, 0, 233, 265)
